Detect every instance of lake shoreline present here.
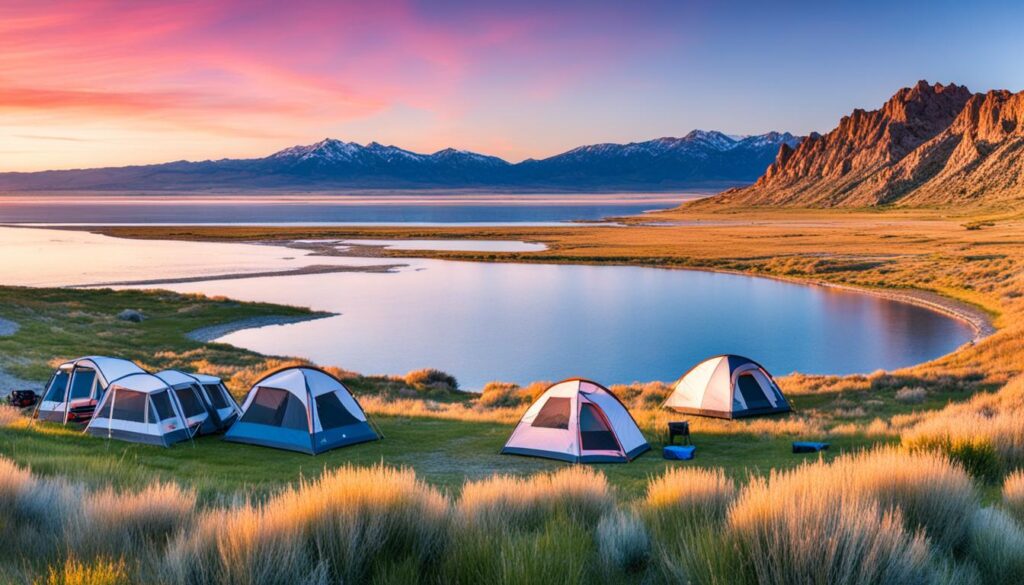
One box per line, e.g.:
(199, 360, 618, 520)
(186, 312, 337, 343)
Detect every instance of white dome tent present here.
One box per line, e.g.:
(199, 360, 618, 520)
(501, 378, 650, 463)
(85, 373, 195, 447)
(36, 356, 145, 424)
(663, 355, 791, 419)
(224, 366, 380, 455)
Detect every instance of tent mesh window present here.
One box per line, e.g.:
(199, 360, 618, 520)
(68, 369, 97, 400)
(532, 397, 571, 429)
(204, 384, 230, 410)
(151, 391, 176, 421)
(736, 374, 772, 410)
(315, 392, 359, 430)
(94, 393, 114, 419)
(174, 387, 206, 418)
(111, 390, 148, 422)
(579, 403, 619, 451)
(43, 370, 70, 402)
(242, 387, 308, 430)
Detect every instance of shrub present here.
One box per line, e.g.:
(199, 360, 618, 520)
(37, 557, 130, 585)
(728, 471, 934, 584)
(1004, 470, 1024, 525)
(457, 467, 612, 532)
(895, 386, 928, 404)
(479, 381, 525, 408)
(596, 509, 649, 575)
(0, 404, 23, 427)
(966, 508, 1024, 584)
(164, 464, 448, 585)
(0, 457, 79, 560)
(829, 447, 978, 551)
(403, 368, 458, 392)
(905, 432, 1004, 483)
(70, 482, 197, 559)
(643, 467, 736, 522)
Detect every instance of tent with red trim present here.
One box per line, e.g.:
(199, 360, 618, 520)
(501, 378, 649, 463)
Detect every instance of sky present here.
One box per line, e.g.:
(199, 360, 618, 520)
(2, 0, 1024, 171)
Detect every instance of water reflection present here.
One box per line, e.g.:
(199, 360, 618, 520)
(156, 261, 973, 389)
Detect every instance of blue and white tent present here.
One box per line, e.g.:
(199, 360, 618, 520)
(36, 356, 145, 424)
(224, 366, 379, 454)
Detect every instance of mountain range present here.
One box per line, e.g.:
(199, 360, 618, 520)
(0, 131, 800, 192)
(707, 81, 1024, 207)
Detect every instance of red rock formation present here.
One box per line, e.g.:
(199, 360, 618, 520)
(709, 81, 1024, 207)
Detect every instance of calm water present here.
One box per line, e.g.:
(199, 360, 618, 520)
(0, 193, 691, 224)
(0, 227, 973, 389)
(155, 259, 972, 389)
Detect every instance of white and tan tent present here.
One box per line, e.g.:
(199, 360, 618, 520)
(501, 378, 650, 463)
(224, 366, 380, 455)
(85, 373, 195, 447)
(664, 355, 791, 419)
(36, 356, 145, 424)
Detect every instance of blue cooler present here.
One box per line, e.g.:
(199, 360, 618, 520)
(663, 445, 696, 460)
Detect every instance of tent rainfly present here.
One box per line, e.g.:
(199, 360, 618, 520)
(85, 372, 195, 447)
(501, 378, 650, 463)
(224, 366, 380, 454)
(36, 356, 145, 424)
(154, 369, 240, 433)
(663, 355, 791, 419)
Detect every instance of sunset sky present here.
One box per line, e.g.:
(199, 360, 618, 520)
(3, 0, 1023, 171)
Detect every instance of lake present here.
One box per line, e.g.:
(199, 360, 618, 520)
(0, 193, 693, 225)
(0, 227, 973, 389)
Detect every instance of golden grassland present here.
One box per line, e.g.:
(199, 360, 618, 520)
(3, 203, 1023, 582)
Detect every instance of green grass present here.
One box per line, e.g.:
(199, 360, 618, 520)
(0, 415, 881, 500)
(0, 286, 313, 381)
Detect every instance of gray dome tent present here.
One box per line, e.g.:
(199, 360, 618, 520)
(154, 369, 241, 433)
(224, 366, 380, 454)
(663, 355, 791, 419)
(85, 372, 196, 447)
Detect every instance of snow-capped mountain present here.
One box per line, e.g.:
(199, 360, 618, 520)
(516, 131, 801, 187)
(0, 131, 800, 191)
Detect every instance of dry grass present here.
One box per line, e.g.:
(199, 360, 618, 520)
(35, 557, 130, 585)
(163, 464, 447, 585)
(966, 507, 1024, 584)
(0, 404, 24, 427)
(1003, 470, 1024, 525)
(643, 467, 736, 521)
(358, 395, 521, 424)
(456, 466, 612, 531)
(902, 374, 1024, 480)
(70, 483, 197, 559)
(728, 470, 934, 585)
